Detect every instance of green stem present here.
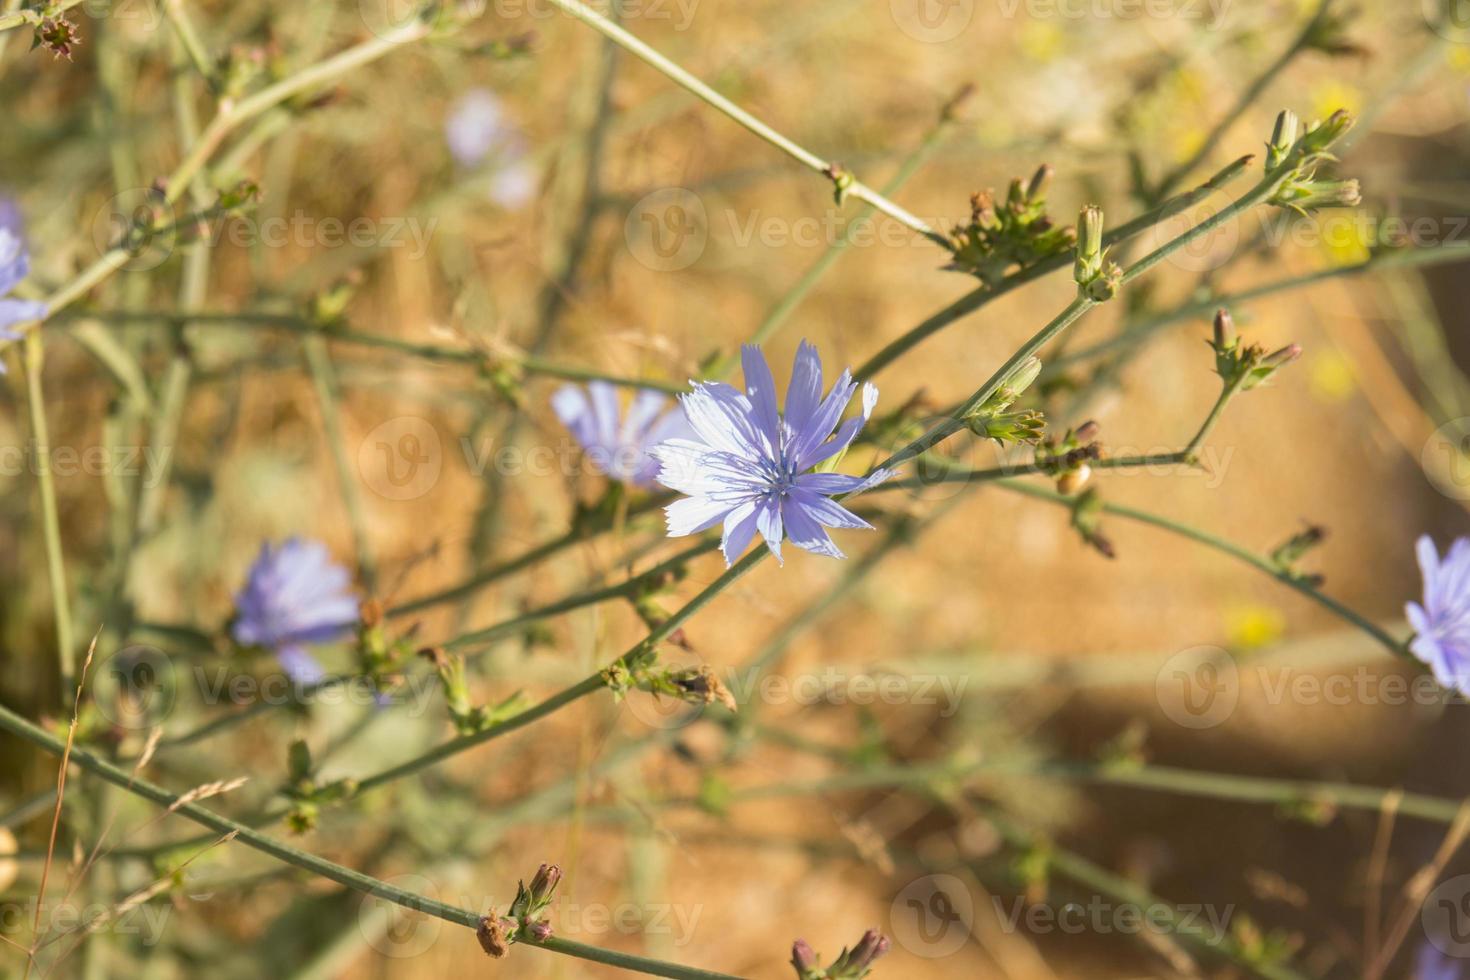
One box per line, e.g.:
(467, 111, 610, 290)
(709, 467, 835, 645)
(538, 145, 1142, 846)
(0, 703, 742, 980)
(303, 336, 378, 591)
(23, 332, 75, 701)
(853, 154, 1255, 381)
(997, 479, 1407, 656)
(541, 0, 948, 249)
(56, 311, 689, 394)
(1182, 375, 1247, 459)
(357, 550, 766, 793)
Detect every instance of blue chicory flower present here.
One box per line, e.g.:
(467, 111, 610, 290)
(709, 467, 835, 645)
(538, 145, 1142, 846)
(232, 538, 361, 684)
(651, 341, 891, 566)
(0, 202, 48, 371)
(445, 88, 536, 208)
(1416, 940, 1466, 980)
(1407, 534, 1470, 696)
(553, 381, 693, 487)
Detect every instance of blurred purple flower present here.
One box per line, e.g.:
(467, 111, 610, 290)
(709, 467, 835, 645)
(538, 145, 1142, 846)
(0, 201, 48, 371)
(1416, 941, 1466, 980)
(445, 88, 536, 208)
(651, 341, 890, 566)
(1407, 535, 1470, 695)
(553, 381, 692, 487)
(232, 538, 360, 684)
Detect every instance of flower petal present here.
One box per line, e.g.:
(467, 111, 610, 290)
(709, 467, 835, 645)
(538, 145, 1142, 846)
(788, 489, 872, 530)
(740, 345, 781, 453)
(0, 297, 46, 331)
(720, 500, 760, 566)
(781, 496, 845, 559)
(680, 382, 767, 460)
(665, 495, 733, 537)
(783, 340, 824, 442)
(756, 496, 784, 564)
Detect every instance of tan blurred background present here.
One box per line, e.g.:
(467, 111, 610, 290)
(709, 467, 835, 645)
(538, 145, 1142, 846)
(4, 0, 1470, 977)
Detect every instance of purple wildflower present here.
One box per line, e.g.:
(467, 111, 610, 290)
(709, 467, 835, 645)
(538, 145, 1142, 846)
(232, 538, 360, 684)
(0, 202, 48, 371)
(1407, 535, 1470, 695)
(1417, 940, 1466, 980)
(651, 341, 890, 566)
(553, 381, 693, 487)
(445, 88, 536, 208)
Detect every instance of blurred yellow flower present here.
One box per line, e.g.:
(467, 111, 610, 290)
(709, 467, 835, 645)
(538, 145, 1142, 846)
(1227, 605, 1286, 650)
(1020, 21, 1064, 63)
(1321, 215, 1373, 267)
(1311, 80, 1361, 123)
(1308, 349, 1356, 402)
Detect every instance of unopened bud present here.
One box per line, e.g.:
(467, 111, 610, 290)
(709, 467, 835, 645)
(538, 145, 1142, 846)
(1073, 420, 1100, 444)
(1268, 110, 1300, 169)
(1212, 309, 1236, 351)
(1027, 164, 1053, 201)
(528, 864, 562, 906)
(1262, 343, 1302, 368)
(791, 939, 819, 978)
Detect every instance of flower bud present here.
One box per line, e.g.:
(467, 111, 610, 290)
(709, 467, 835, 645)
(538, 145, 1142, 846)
(527, 864, 562, 906)
(1027, 164, 1053, 202)
(791, 939, 819, 979)
(524, 920, 553, 942)
(1212, 309, 1236, 352)
(1267, 110, 1300, 170)
(1073, 420, 1100, 444)
(1262, 343, 1303, 369)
